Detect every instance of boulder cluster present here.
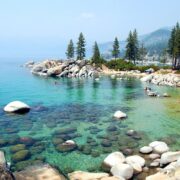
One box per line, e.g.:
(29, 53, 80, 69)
(144, 87, 170, 97)
(68, 141, 180, 180)
(25, 60, 100, 78)
(141, 73, 180, 87)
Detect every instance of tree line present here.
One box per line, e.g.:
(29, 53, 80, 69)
(66, 22, 180, 70)
(66, 31, 146, 63)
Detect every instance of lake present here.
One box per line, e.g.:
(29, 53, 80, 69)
(0, 59, 180, 175)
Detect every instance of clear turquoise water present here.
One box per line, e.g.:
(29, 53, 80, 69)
(0, 59, 180, 175)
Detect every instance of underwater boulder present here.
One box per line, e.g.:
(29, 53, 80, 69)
(12, 150, 30, 162)
(19, 137, 35, 146)
(10, 144, 26, 153)
(56, 140, 77, 152)
(113, 111, 127, 119)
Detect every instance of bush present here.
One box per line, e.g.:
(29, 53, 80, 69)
(136, 65, 160, 72)
(106, 59, 135, 71)
(103, 59, 172, 72)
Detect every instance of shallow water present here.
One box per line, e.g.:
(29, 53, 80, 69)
(0, 59, 180, 174)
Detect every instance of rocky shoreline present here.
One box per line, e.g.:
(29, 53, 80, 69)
(1, 140, 180, 180)
(141, 71, 180, 87)
(25, 60, 100, 78)
(25, 60, 180, 88)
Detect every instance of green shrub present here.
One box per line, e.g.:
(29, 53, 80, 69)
(106, 59, 135, 71)
(136, 65, 160, 72)
(175, 70, 180, 74)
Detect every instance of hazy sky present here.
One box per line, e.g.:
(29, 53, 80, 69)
(0, 0, 179, 58)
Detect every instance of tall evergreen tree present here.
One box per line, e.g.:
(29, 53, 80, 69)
(168, 22, 180, 69)
(125, 29, 139, 64)
(66, 39, 74, 59)
(125, 31, 134, 61)
(92, 41, 101, 64)
(133, 29, 139, 61)
(112, 37, 120, 59)
(76, 32, 86, 60)
(139, 43, 147, 61)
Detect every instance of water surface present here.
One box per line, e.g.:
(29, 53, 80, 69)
(0, 59, 180, 174)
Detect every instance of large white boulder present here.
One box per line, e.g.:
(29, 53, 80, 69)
(149, 141, 169, 154)
(126, 155, 145, 173)
(110, 163, 133, 179)
(140, 75, 153, 82)
(113, 111, 127, 119)
(160, 151, 180, 165)
(68, 171, 109, 180)
(47, 66, 62, 76)
(140, 146, 153, 154)
(14, 164, 66, 180)
(103, 152, 126, 168)
(4, 101, 30, 113)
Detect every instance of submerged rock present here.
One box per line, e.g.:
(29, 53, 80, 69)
(163, 93, 170, 97)
(4, 101, 30, 113)
(54, 127, 77, 135)
(10, 144, 26, 153)
(126, 130, 136, 136)
(113, 111, 127, 119)
(56, 140, 77, 152)
(12, 150, 30, 162)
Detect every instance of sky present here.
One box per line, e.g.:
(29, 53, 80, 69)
(0, 0, 180, 59)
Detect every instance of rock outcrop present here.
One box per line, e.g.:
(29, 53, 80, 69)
(26, 59, 100, 78)
(141, 73, 180, 87)
(14, 164, 66, 180)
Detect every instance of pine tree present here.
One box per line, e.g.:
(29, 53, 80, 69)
(76, 32, 86, 60)
(92, 41, 101, 64)
(125, 29, 139, 64)
(139, 43, 147, 61)
(125, 31, 134, 61)
(133, 29, 139, 61)
(66, 39, 74, 59)
(168, 22, 180, 69)
(112, 37, 120, 59)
